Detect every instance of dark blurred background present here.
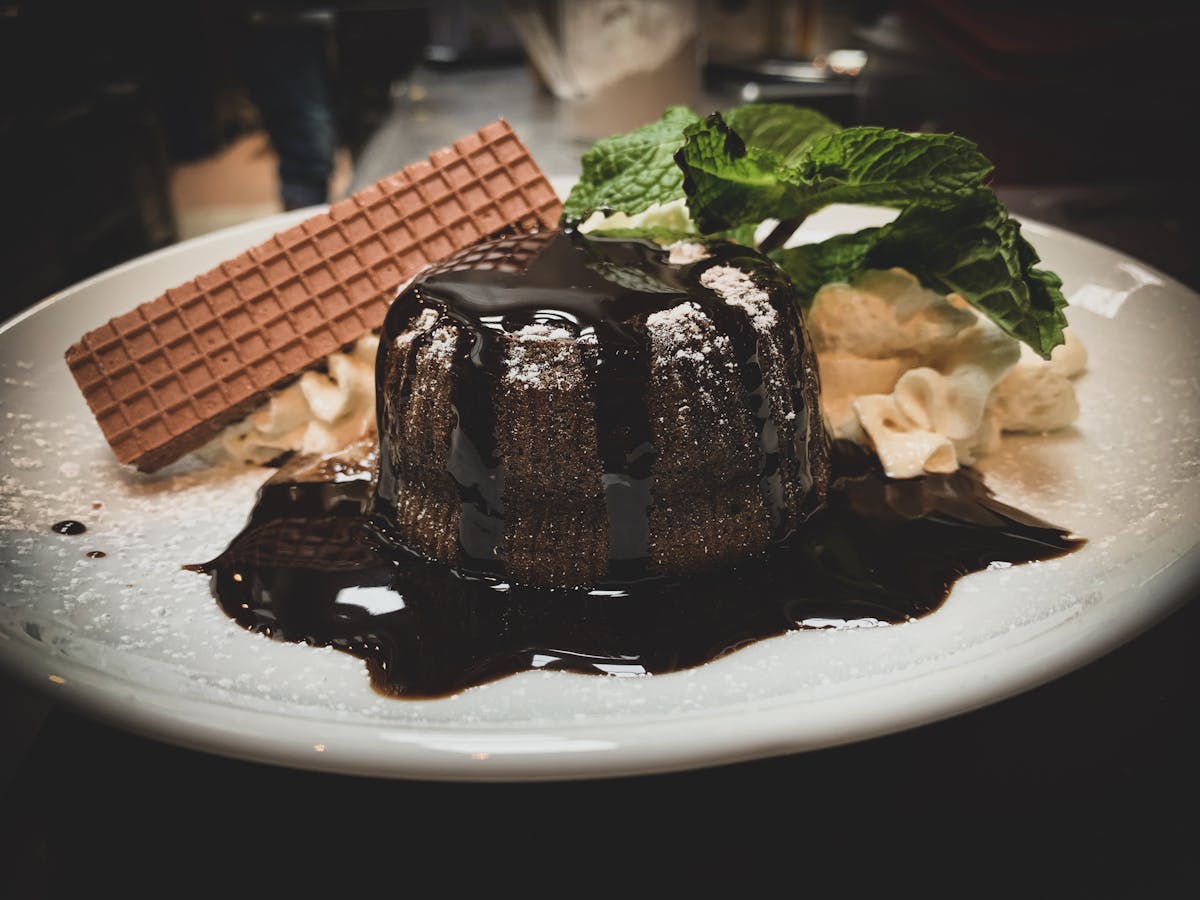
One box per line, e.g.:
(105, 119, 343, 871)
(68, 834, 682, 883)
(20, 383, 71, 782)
(2, 0, 1197, 324)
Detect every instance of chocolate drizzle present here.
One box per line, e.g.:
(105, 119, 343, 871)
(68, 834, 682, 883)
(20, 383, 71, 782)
(446, 323, 507, 570)
(587, 314, 657, 574)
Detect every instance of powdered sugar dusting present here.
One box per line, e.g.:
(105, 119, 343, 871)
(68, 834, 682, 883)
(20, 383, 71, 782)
(425, 321, 458, 362)
(647, 302, 723, 365)
(515, 324, 573, 341)
(645, 301, 739, 427)
(504, 324, 580, 388)
(393, 307, 439, 352)
(701, 265, 777, 329)
(668, 241, 711, 265)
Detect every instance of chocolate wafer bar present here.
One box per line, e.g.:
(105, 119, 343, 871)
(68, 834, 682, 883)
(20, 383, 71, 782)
(65, 119, 562, 472)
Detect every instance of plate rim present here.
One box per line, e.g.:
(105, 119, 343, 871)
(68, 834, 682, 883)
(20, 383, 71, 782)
(2, 201, 1198, 782)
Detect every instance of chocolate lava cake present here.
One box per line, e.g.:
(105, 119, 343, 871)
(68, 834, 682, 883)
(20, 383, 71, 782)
(370, 228, 830, 588)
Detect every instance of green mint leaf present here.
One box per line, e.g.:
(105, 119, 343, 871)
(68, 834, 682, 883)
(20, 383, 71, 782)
(771, 191, 1068, 357)
(674, 113, 793, 232)
(583, 222, 760, 250)
(561, 105, 700, 225)
(563, 103, 1067, 357)
(583, 225, 700, 245)
(715, 222, 762, 248)
(768, 228, 881, 299)
(675, 114, 994, 232)
(792, 126, 994, 209)
(723, 103, 842, 167)
(563, 103, 839, 229)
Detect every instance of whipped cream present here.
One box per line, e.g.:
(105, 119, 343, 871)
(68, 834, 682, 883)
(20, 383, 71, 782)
(196, 335, 379, 467)
(807, 268, 1086, 478)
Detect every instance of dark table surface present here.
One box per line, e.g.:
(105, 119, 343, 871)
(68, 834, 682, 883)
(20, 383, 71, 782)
(2, 62, 1198, 895)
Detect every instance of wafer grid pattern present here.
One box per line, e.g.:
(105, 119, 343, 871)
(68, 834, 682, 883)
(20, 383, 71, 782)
(66, 120, 562, 471)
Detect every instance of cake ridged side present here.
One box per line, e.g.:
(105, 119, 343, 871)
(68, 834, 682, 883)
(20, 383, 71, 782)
(377, 313, 464, 568)
(644, 302, 773, 573)
(377, 282, 826, 588)
(495, 331, 609, 587)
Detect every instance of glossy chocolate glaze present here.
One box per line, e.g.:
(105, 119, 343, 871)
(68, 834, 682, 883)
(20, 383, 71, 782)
(190, 441, 1082, 699)
(371, 229, 825, 583)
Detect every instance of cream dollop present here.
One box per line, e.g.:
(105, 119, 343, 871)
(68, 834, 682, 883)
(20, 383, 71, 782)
(808, 268, 1086, 478)
(196, 335, 379, 467)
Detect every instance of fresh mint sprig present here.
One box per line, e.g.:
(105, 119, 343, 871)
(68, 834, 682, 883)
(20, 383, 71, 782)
(560, 103, 1069, 358)
(560, 105, 700, 225)
(770, 191, 1067, 355)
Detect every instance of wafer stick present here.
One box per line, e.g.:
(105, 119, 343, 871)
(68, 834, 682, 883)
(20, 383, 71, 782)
(65, 120, 562, 472)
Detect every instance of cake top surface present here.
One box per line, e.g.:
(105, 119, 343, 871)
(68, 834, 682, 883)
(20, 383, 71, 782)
(398, 228, 789, 349)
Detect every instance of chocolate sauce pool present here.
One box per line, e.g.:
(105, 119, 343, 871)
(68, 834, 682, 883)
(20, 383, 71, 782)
(190, 441, 1082, 699)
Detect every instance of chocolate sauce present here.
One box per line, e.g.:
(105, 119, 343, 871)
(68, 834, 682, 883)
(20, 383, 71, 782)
(372, 230, 822, 582)
(191, 441, 1082, 700)
(51, 520, 86, 535)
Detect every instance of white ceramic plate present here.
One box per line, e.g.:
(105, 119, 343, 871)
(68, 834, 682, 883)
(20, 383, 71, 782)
(2, 200, 1198, 782)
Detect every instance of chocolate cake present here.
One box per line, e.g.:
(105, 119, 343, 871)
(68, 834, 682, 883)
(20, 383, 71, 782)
(370, 227, 831, 589)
